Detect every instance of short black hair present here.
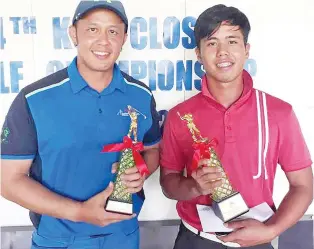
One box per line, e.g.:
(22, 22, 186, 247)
(194, 4, 251, 48)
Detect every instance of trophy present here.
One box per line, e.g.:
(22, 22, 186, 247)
(102, 105, 149, 215)
(178, 112, 249, 223)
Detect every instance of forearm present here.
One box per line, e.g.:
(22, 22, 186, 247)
(143, 148, 159, 178)
(2, 175, 82, 222)
(161, 173, 200, 200)
(266, 185, 313, 236)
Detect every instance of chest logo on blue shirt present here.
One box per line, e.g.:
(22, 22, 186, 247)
(1, 127, 10, 144)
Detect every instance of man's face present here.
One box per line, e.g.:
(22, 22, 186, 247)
(196, 24, 250, 84)
(69, 8, 127, 72)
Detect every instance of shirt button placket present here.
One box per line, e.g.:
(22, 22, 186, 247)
(98, 95, 103, 114)
(224, 111, 235, 142)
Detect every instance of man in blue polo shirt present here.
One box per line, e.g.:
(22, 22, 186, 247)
(1, 1, 161, 249)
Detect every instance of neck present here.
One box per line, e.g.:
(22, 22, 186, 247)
(206, 74, 244, 109)
(77, 60, 114, 93)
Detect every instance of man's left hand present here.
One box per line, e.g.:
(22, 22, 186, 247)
(112, 163, 145, 194)
(217, 219, 277, 247)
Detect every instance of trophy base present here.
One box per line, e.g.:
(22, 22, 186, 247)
(212, 192, 249, 223)
(105, 199, 133, 215)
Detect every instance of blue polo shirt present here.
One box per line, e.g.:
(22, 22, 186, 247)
(1, 58, 161, 237)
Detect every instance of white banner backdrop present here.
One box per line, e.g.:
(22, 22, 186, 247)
(0, 0, 313, 226)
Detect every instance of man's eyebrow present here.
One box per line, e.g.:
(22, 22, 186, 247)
(226, 35, 241, 39)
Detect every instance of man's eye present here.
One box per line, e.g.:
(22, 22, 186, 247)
(229, 40, 238, 44)
(208, 42, 217, 46)
(109, 30, 118, 35)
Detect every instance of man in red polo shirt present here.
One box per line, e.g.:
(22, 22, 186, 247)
(160, 4, 313, 249)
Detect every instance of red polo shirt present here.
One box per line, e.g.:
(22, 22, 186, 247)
(160, 70, 312, 231)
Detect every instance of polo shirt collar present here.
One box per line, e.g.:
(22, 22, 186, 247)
(67, 57, 126, 94)
(201, 69, 253, 105)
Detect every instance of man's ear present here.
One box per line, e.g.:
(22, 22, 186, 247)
(195, 47, 203, 64)
(245, 43, 250, 59)
(69, 25, 78, 46)
(123, 32, 128, 46)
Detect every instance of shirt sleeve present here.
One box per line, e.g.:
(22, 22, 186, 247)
(142, 94, 162, 146)
(278, 108, 312, 172)
(1, 90, 37, 159)
(160, 109, 185, 171)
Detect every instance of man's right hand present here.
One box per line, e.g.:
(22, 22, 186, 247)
(76, 182, 136, 227)
(191, 159, 223, 196)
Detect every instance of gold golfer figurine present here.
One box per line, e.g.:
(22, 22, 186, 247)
(179, 113, 207, 143)
(127, 105, 138, 142)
